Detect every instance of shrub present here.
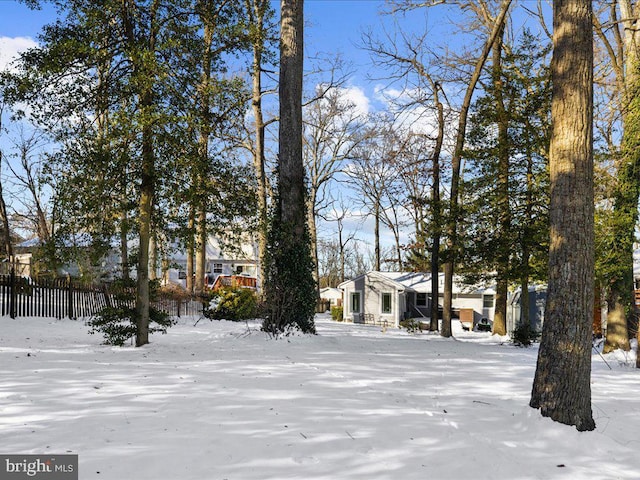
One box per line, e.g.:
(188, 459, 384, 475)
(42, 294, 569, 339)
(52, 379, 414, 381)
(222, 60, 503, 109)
(400, 318, 421, 334)
(204, 287, 258, 321)
(331, 306, 343, 322)
(511, 322, 541, 347)
(88, 278, 175, 346)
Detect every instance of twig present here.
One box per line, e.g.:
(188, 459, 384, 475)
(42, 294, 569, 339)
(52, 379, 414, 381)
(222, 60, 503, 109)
(593, 344, 613, 370)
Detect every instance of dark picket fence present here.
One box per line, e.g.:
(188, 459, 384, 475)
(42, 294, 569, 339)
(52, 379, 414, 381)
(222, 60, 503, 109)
(0, 270, 205, 319)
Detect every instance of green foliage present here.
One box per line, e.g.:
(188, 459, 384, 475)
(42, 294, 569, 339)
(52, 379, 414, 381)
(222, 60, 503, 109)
(511, 322, 540, 347)
(262, 211, 317, 336)
(88, 278, 174, 346)
(204, 286, 258, 321)
(330, 306, 343, 322)
(461, 30, 551, 286)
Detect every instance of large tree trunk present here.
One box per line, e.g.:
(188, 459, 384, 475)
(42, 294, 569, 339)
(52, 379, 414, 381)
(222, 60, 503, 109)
(441, 0, 512, 338)
(278, 0, 305, 233)
(262, 0, 316, 335)
(530, 0, 595, 431)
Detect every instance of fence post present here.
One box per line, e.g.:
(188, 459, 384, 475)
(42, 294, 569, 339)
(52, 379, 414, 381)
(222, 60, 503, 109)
(9, 266, 16, 319)
(67, 275, 74, 319)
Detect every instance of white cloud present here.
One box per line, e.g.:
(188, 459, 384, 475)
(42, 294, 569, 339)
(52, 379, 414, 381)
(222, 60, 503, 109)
(338, 85, 370, 117)
(0, 36, 38, 72)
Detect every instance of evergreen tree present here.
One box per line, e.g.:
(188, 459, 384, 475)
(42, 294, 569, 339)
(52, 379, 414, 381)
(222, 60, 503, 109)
(462, 30, 551, 331)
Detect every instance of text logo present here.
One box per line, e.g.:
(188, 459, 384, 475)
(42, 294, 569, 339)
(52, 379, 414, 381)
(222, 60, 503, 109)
(0, 455, 77, 480)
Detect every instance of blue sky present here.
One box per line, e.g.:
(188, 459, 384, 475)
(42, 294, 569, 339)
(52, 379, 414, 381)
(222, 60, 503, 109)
(0, 0, 549, 259)
(0, 0, 479, 257)
(0, 0, 438, 103)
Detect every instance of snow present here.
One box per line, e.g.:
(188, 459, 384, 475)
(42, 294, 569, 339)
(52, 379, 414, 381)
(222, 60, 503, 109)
(0, 314, 638, 480)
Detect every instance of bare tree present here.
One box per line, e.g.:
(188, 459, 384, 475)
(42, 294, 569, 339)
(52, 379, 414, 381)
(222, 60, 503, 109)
(303, 83, 367, 286)
(382, 0, 512, 336)
(4, 127, 51, 243)
(345, 118, 400, 271)
(530, 0, 595, 431)
(319, 193, 361, 284)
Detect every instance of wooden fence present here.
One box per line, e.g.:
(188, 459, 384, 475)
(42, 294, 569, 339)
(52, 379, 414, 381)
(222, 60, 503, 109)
(0, 271, 205, 319)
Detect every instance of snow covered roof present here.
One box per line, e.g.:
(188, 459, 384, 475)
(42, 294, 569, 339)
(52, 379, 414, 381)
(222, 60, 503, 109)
(340, 271, 495, 295)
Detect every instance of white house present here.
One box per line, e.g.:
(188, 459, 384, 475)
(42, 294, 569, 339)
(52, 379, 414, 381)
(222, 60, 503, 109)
(162, 235, 259, 290)
(319, 287, 343, 307)
(338, 271, 495, 329)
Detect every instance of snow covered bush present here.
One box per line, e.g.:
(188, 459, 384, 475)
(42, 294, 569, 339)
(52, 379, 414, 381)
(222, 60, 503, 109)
(204, 287, 258, 322)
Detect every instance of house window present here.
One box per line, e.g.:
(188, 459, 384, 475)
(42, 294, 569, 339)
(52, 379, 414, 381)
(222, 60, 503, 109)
(381, 292, 392, 314)
(416, 293, 427, 307)
(483, 294, 494, 308)
(351, 292, 361, 313)
(213, 263, 223, 273)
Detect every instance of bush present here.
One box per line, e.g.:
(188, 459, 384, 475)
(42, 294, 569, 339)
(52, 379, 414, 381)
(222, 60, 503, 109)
(88, 278, 175, 346)
(331, 306, 343, 322)
(511, 322, 541, 347)
(204, 287, 258, 321)
(400, 318, 421, 334)
(89, 305, 174, 346)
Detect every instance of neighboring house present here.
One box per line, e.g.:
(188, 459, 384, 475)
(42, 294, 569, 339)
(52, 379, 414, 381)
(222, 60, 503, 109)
(163, 234, 259, 290)
(506, 285, 547, 334)
(338, 271, 495, 329)
(319, 287, 342, 307)
(12, 234, 259, 289)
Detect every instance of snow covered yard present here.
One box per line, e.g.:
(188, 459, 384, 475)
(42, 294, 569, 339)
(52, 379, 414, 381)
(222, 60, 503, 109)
(0, 315, 638, 480)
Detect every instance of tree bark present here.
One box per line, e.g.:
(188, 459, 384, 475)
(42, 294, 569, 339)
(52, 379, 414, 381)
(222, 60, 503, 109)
(136, 112, 153, 347)
(492, 21, 509, 337)
(430, 87, 444, 331)
(530, 0, 595, 431)
(245, 0, 270, 295)
(278, 0, 305, 233)
(195, 208, 207, 294)
(262, 0, 316, 335)
(186, 206, 195, 293)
